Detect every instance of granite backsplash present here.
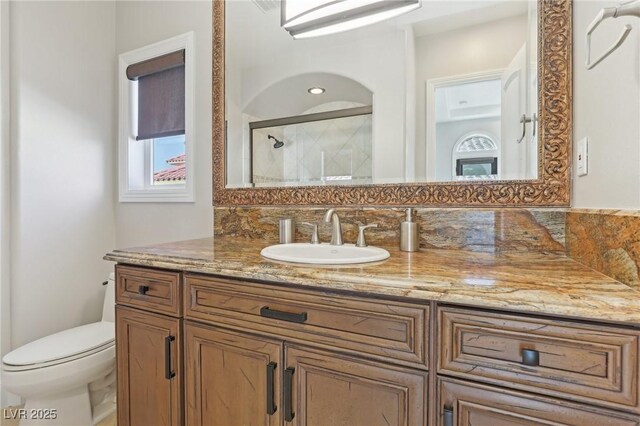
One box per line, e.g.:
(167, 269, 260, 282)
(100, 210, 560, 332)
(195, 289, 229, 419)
(567, 210, 640, 289)
(214, 207, 566, 254)
(214, 206, 640, 290)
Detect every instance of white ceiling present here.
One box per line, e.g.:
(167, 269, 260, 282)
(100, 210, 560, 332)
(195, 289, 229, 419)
(244, 72, 372, 119)
(401, 1, 529, 37)
(227, 0, 533, 71)
(435, 79, 502, 123)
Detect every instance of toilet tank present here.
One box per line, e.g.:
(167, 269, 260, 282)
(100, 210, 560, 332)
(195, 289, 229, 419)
(102, 273, 115, 323)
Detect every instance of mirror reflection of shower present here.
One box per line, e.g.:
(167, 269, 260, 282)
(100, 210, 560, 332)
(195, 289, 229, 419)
(268, 134, 285, 149)
(244, 72, 374, 187)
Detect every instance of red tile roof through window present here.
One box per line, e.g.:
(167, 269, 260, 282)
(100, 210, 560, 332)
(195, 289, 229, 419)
(166, 154, 186, 165)
(153, 164, 186, 182)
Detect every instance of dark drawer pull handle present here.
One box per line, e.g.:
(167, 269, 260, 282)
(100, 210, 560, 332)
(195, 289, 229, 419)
(260, 306, 307, 324)
(522, 348, 540, 366)
(266, 362, 277, 415)
(284, 367, 295, 422)
(165, 335, 176, 380)
(443, 406, 454, 426)
(138, 285, 150, 295)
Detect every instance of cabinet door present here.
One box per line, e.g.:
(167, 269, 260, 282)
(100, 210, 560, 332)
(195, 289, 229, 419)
(438, 378, 640, 426)
(284, 345, 427, 426)
(116, 306, 182, 426)
(185, 322, 283, 426)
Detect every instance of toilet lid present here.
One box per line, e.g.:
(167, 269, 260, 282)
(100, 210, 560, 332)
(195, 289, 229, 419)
(2, 321, 114, 366)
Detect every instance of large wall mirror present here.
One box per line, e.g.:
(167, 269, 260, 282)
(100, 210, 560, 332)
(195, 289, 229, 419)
(213, 0, 571, 206)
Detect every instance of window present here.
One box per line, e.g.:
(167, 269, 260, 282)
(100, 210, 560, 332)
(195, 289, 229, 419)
(456, 157, 498, 177)
(118, 32, 194, 202)
(452, 133, 500, 180)
(152, 135, 186, 185)
(455, 135, 498, 152)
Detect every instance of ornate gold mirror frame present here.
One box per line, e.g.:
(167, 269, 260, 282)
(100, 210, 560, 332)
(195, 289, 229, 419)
(212, 0, 572, 207)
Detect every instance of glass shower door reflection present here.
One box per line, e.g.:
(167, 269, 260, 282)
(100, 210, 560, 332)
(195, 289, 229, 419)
(250, 109, 373, 187)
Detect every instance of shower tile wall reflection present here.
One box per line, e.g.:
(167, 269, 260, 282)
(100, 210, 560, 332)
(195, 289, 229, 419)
(252, 114, 372, 186)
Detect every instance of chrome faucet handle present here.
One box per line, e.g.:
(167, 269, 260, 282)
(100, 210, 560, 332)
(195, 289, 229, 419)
(356, 224, 378, 247)
(299, 222, 320, 244)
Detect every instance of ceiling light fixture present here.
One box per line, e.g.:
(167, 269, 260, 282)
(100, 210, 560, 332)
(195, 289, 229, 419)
(282, 0, 422, 39)
(308, 87, 326, 95)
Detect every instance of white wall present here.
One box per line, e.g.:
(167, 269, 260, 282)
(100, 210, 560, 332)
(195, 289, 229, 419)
(4, 0, 213, 369)
(572, 0, 640, 209)
(114, 1, 213, 248)
(404, 25, 417, 181)
(0, 0, 12, 406)
(9, 1, 116, 347)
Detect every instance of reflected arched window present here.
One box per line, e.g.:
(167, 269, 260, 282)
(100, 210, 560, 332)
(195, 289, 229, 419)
(452, 133, 499, 180)
(456, 135, 498, 153)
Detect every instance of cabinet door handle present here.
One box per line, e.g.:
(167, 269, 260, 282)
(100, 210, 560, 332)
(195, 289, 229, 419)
(260, 307, 308, 324)
(138, 285, 150, 295)
(284, 367, 295, 422)
(521, 348, 540, 366)
(266, 362, 277, 415)
(165, 335, 176, 380)
(443, 406, 454, 426)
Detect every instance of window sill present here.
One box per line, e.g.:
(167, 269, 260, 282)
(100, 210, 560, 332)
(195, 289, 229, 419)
(119, 189, 194, 203)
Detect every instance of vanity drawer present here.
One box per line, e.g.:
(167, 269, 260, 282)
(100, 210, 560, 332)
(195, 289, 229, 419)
(184, 274, 429, 369)
(438, 377, 640, 426)
(115, 265, 182, 317)
(438, 307, 640, 412)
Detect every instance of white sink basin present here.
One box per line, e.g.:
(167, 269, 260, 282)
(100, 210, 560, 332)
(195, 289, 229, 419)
(261, 243, 390, 265)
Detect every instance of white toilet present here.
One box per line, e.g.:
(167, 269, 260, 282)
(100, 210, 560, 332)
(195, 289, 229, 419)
(1, 274, 116, 426)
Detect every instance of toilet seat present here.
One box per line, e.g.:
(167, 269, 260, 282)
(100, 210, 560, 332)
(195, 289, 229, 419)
(2, 321, 114, 372)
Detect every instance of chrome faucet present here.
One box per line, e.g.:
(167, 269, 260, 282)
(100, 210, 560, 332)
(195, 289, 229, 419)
(323, 208, 343, 245)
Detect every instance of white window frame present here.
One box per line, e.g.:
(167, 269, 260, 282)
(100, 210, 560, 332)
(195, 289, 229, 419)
(118, 32, 195, 202)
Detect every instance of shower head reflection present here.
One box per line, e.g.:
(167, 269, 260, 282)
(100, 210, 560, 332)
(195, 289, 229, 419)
(268, 134, 285, 149)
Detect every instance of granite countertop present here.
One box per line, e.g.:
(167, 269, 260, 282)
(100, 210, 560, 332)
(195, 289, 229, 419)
(104, 236, 640, 326)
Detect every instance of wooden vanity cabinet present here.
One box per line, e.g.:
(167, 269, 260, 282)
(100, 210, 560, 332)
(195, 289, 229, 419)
(115, 265, 184, 426)
(181, 273, 430, 424)
(184, 274, 429, 369)
(438, 306, 640, 413)
(183, 322, 428, 426)
(115, 264, 182, 316)
(437, 378, 640, 426)
(115, 265, 640, 426)
(285, 345, 428, 426)
(115, 306, 183, 426)
(184, 322, 283, 426)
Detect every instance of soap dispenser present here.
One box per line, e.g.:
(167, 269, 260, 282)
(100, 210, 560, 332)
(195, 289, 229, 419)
(400, 208, 419, 252)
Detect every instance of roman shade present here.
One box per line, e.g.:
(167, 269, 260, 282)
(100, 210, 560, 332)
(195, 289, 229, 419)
(126, 50, 185, 140)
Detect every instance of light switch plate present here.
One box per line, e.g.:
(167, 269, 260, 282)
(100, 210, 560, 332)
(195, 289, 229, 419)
(577, 137, 588, 177)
